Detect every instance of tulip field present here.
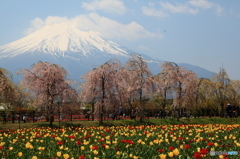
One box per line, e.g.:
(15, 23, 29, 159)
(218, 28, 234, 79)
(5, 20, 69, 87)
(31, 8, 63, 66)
(0, 124, 239, 159)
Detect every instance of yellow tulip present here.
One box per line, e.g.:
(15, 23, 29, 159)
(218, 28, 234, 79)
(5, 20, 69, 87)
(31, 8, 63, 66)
(159, 154, 166, 159)
(197, 147, 200, 152)
(129, 154, 133, 158)
(57, 152, 62, 157)
(173, 148, 179, 156)
(137, 139, 142, 143)
(153, 139, 159, 144)
(168, 152, 174, 158)
(116, 151, 121, 155)
(93, 150, 98, 155)
(180, 145, 184, 149)
(29, 144, 34, 149)
(9, 147, 13, 150)
(80, 146, 85, 150)
(31, 156, 37, 159)
(63, 154, 70, 159)
(18, 152, 23, 157)
(25, 142, 30, 148)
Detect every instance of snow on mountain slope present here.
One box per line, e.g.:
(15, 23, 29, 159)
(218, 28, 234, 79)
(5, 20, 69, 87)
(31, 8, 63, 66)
(0, 23, 129, 59)
(0, 23, 214, 82)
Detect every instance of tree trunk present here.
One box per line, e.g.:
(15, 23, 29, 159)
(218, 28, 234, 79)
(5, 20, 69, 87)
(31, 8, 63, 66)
(50, 110, 54, 127)
(91, 102, 95, 121)
(220, 104, 224, 118)
(100, 77, 105, 125)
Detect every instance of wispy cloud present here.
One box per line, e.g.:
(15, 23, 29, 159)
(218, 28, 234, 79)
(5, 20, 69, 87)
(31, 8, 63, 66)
(25, 13, 163, 41)
(82, 0, 127, 15)
(141, 0, 223, 17)
(188, 0, 224, 16)
(160, 2, 198, 14)
(24, 16, 69, 35)
(141, 3, 168, 17)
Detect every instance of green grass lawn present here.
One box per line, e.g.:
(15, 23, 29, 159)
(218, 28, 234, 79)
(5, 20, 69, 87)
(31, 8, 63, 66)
(0, 117, 239, 130)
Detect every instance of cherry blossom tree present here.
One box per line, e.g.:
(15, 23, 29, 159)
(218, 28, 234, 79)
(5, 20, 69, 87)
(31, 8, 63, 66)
(0, 68, 16, 104)
(125, 54, 154, 121)
(194, 78, 211, 117)
(161, 62, 198, 120)
(80, 59, 122, 124)
(196, 78, 219, 117)
(231, 80, 240, 106)
(213, 68, 234, 117)
(18, 62, 78, 126)
(152, 72, 172, 108)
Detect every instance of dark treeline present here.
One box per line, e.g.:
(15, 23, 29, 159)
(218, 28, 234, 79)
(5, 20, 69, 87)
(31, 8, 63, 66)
(1, 55, 240, 125)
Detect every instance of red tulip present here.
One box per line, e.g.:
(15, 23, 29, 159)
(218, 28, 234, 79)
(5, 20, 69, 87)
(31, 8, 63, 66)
(169, 146, 175, 151)
(193, 152, 202, 159)
(102, 144, 106, 148)
(79, 155, 85, 159)
(200, 149, 208, 155)
(207, 142, 213, 146)
(92, 145, 98, 150)
(157, 149, 164, 153)
(57, 141, 64, 145)
(184, 144, 191, 149)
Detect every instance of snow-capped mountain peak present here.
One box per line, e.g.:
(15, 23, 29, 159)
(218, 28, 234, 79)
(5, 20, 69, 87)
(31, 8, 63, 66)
(0, 23, 214, 82)
(0, 23, 129, 59)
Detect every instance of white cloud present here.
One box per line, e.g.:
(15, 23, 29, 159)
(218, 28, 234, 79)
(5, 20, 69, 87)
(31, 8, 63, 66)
(160, 2, 198, 14)
(25, 13, 163, 41)
(188, 0, 224, 16)
(141, 1, 223, 17)
(141, 6, 168, 17)
(188, 0, 213, 9)
(25, 18, 45, 35)
(141, 1, 198, 17)
(214, 5, 223, 16)
(81, 0, 127, 15)
(25, 16, 69, 34)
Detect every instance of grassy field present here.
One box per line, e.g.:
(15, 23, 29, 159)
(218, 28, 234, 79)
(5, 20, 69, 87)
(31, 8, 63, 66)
(0, 117, 239, 130)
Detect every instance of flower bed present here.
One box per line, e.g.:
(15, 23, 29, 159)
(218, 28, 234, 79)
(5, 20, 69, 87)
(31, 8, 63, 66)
(0, 124, 239, 158)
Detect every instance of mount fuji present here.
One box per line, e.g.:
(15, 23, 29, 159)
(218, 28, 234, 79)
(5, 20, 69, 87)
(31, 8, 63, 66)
(0, 23, 214, 82)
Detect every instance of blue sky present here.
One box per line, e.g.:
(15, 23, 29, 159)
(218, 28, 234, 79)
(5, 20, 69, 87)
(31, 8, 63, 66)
(0, 0, 240, 79)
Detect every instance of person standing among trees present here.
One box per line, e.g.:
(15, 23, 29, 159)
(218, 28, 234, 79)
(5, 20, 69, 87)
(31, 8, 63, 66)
(226, 103, 232, 118)
(23, 114, 27, 123)
(3, 113, 6, 124)
(229, 104, 233, 118)
(232, 105, 237, 118)
(16, 114, 20, 123)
